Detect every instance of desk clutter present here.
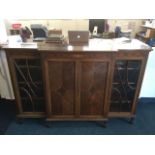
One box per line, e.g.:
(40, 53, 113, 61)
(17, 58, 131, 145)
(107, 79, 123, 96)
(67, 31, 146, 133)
(27, 21, 115, 44)
(135, 25, 155, 46)
(8, 21, 135, 47)
(45, 34, 64, 44)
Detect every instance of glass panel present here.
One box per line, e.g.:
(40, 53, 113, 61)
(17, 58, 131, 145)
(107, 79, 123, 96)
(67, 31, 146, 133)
(110, 60, 141, 112)
(14, 58, 45, 112)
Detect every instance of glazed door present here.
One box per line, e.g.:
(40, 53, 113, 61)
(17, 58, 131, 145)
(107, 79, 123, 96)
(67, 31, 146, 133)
(110, 60, 142, 112)
(109, 51, 149, 117)
(14, 58, 45, 113)
(6, 51, 45, 118)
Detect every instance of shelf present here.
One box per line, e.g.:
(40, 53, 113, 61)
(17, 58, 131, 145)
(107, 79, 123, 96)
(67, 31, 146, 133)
(113, 82, 135, 85)
(18, 81, 42, 84)
(141, 25, 155, 30)
(110, 100, 131, 104)
(108, 112, 132, 118)
(21, 97, 44, 100)
(136, 25, 155, 44)
(116, 67, 139, 70)
(136, 33, 148, 39)
(17, 112, 45, 118)
(16, 65, 41, 69)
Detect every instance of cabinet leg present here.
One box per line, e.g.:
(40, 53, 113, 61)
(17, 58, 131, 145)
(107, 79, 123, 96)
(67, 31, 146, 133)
(128, 117, 134, 124)
(16, 117, 24, 124)
(102, 121, 107, 128)
(45, 121, 51, 128)
(97, 120, 107, 128)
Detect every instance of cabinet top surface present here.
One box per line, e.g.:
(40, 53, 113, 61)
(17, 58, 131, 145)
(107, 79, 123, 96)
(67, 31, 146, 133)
(2, 38, 151, 52)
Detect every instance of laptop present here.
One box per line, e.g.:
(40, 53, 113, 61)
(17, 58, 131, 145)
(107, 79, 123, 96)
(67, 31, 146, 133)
(68, 30, 89, 45)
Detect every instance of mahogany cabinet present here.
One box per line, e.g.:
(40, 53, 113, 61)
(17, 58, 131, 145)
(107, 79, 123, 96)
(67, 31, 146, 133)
(4, 41, 151, 124)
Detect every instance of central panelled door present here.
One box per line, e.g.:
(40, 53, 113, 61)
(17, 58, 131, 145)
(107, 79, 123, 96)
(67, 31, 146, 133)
(79, 61, 109, 118)
(42, 53, 112, 120)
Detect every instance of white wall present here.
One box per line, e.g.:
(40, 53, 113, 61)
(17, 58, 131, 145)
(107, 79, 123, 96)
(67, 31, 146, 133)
(5, 19, 88, 37)
(47, 19, 88, 37)
(108, 19, 143, 37)
(5, 19, 143, 38)
(0, 19, 14, 99)
(0, 19, 8, 43)
(140, 48, 155, 97)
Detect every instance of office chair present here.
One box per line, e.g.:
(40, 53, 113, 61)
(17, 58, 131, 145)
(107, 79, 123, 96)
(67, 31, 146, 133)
(30, 24, 48, 41)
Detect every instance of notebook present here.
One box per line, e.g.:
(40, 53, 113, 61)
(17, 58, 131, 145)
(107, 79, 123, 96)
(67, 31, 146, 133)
(68, 30, 89, 45)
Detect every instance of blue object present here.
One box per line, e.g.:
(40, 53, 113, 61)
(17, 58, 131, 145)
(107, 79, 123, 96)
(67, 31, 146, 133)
(115, 26, 121, 38)
(148, 38, 155, 47)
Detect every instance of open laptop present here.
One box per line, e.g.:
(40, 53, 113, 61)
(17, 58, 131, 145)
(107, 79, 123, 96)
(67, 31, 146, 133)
(68, 30, 89, 45)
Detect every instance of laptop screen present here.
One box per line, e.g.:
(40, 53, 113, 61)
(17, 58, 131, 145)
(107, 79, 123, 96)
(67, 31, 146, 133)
(68, 30, 89, 45)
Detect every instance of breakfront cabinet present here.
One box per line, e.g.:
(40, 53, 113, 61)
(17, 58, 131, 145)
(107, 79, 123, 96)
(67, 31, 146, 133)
(5, 42, 151, 125)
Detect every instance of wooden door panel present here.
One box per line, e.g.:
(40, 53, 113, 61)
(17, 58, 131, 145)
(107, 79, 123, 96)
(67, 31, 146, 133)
(48, 61, 75, 115)
(80, 61, 108, 116)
